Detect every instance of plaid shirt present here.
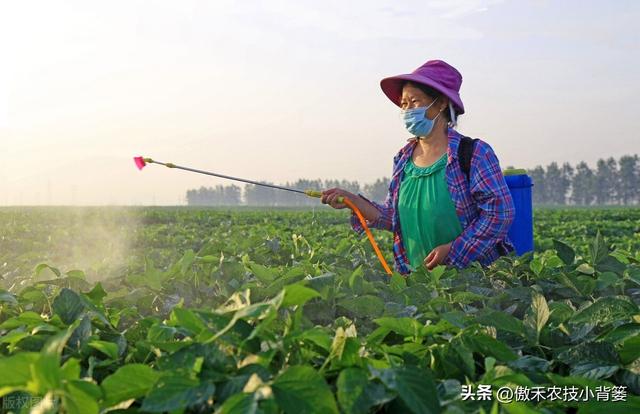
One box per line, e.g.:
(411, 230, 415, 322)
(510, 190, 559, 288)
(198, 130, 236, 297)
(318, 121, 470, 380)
(350, 128, 515, 275)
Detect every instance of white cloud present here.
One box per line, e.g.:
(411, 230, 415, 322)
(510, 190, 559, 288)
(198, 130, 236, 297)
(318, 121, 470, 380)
(234, 0, 488, 41)
(427, 0, 506, 19)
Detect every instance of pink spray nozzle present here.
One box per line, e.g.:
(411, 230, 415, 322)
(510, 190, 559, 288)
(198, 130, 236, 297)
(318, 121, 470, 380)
(134, 156, 146, 170)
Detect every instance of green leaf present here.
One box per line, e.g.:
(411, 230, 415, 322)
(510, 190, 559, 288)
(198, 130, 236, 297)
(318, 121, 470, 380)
(61, 358, 81, 380)
(170, 307, 206, 335)
(348, 265, 364, 289)
(126, 257, 170, 290)
(0, 330, 30, 350)
(66, 269, 86, 280)
(600, 323, 640, 344)
(524, 292, 550, 343)
(147, 324, 177, 342)
(101, 364, 161, 407)
(88, 340, 119, 360)
(272, 366, 339, 414)
(141, 376, 215, 412)
(179, 249, 196, 275)
(0, 311, 44, 330)
(337, 367, 393, 414)
(63, 382, 99, 414)
(31, 355, 62, 394)
(30, 322, 80, 394)
(476, 311, 525, 335)
(52, 288, 85, 324)
(596, 271, 620, 290)
(532, 292, 550, 332)
(389, 272, 406, 292)
(374, 317, 423, 338)
(529, 258, 543, 276)
(466, 333, 518, 362)
(590, 230, 609, 265)
(553, 239, 575, 265)
(69, 379, 103, 400)
(246, 261, 279, 283)
(570, 297, 639, 326)
(217, 392, 258, 414)
(617, 368, 640, 395)
(325, 330, 360, 370)
(0, 352, 39, 389)
(198, 255, 218, 263)
(620, 335, 640, 365)
(507, 355, 551, 374)
(298, 327, 333, 352)
(371, 365, 441, 414)
(576, 263, 596, 275)
(338, 295, 385, 318)
(0, 290, 18, 306)
(570, 362, 619, 379)
(428, 266, 446, 284)
(545, 255, 564, 268)
(557, 341, 620, 368)
(326, 327, 348, 364)
(596, 255, 627, 275)
(282, 284, 321, 307)
(451, 291, 486, 304)
(35, 263, 61, 278)
(85, 283, 107, 305)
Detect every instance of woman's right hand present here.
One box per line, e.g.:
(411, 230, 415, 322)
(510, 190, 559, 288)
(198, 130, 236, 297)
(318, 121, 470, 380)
(321, 188, 355, 209)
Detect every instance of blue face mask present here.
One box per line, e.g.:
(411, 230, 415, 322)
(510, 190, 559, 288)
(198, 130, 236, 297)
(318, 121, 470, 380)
(400, 97, 442, 138)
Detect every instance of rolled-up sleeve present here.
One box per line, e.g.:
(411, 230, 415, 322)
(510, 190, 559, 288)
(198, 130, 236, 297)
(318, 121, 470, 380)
(444, 142, 515, 268)
(350, 151, 403, 234)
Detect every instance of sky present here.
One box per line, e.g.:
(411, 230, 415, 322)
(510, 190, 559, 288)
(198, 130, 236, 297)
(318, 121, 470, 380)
(1, 0, 638, 205)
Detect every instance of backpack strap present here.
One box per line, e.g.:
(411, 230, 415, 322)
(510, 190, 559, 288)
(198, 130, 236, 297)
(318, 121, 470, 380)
(457, 136, 478, 182)
(458, 136, 513, 259)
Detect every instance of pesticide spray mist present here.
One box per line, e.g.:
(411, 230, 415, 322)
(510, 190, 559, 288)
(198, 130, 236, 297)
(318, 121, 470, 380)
(0, 206, 143, 286)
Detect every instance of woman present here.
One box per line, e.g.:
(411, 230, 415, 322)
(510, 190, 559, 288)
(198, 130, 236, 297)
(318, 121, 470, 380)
(321, 59, 515, 275)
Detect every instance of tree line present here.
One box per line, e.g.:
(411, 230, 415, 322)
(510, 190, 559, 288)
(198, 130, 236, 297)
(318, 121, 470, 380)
(526, 154, 639, 205)
(186, 179, 390, 207)
(186, 154, 639, 206)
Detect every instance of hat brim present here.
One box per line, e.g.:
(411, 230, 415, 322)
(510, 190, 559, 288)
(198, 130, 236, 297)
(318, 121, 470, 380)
(380, 74, 465, 115)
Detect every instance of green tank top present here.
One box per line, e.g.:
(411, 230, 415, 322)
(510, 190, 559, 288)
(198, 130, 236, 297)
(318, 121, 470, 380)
(398, 152, 463, 271)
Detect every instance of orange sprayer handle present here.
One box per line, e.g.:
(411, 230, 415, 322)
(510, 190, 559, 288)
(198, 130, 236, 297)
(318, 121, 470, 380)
(342, 198, 394, 276)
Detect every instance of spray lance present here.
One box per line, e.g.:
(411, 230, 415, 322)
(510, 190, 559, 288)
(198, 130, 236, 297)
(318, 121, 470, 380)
(133, 156, 393, 275)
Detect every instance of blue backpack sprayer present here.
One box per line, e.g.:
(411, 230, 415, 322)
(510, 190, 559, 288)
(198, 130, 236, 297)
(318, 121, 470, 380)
(457, 136, 534, 256)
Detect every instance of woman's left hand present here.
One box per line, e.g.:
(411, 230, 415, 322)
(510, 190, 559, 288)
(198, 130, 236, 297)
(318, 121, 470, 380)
(423, 242, 452, 270)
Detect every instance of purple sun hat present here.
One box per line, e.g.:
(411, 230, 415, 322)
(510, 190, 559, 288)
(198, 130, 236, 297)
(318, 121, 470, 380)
(380, 59, 465, 116)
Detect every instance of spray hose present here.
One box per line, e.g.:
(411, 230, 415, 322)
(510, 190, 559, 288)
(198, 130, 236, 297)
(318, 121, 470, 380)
(134, 156, 394, 276)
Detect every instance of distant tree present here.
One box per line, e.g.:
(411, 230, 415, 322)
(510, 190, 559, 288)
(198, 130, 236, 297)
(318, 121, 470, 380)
(277, 181, 302, 206)
(222, 185, 241, 205)
(559, 163, 574, 205)
(595, 158, 618, 205)
(529, 166, 546, 204)
(571, 162, 595, 205)
(245, 183, 277, 206)
(617, 155, 639, 205)
(594, 159, 609, 205)
(545, 162, 565, 205)
(606, 157, 619, 204)
(324, 179, 360, 196)
(363, 178, 390, 202)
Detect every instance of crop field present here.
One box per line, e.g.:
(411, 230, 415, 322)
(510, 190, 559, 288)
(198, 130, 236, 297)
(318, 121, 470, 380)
(1, 206, 639, 413)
